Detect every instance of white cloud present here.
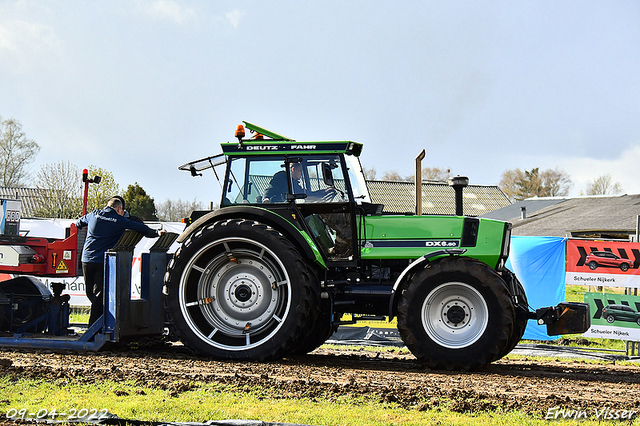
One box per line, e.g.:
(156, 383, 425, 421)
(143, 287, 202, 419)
(558, 145, 640, 196)
(0, 24, 16, 51)
(140, 0, 197, 25)
(0, 19, 61, 72)
(225, 9, 244, 29)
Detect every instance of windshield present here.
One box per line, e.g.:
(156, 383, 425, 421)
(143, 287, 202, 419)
(345, 154, 371, 203)
(223, 155, 350, 205)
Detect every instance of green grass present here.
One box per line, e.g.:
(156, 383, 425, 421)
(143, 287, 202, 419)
(565, 284, 588, 303)
(1, 377, 633, 426)
(321, 343, 410, 354)
(522, 334, 628, 351)
(68, 307, 90, 324)
(565, 284, 630, 302)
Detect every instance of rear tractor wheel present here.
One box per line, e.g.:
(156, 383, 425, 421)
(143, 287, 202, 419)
(165, 219, 319, 361)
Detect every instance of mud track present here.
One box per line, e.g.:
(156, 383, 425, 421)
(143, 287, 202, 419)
(1, 346, 640, 418)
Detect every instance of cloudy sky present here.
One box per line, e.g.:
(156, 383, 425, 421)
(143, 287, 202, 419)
(1, 1, 638, 206)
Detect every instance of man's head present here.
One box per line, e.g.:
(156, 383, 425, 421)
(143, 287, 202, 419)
(291, 163, 302, 180)
(113, 196, 126, 211)
(107, 197, 125, 216)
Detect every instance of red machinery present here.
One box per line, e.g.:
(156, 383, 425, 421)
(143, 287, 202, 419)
(0, 169, 100, 335)
(0, 169, 102, 277)
(0, 222, 81, 277)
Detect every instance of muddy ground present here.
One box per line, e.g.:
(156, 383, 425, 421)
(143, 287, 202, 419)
(1, 345, 640, 421)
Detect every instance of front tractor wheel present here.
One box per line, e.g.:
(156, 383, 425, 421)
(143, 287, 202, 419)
(165, 219, 318, 361)
(397, 257, 514, 371)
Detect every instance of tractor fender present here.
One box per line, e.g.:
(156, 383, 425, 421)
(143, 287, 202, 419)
(388, 249, 467, 318)
(176, 206, 322, 265)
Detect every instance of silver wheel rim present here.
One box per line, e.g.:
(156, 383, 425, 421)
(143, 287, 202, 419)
(178, 236, 291, 351)
(421, 282, 489, 349)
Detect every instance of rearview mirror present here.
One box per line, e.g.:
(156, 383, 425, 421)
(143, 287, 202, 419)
(322, 163, 334, 187)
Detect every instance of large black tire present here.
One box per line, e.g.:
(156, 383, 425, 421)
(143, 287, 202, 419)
(0, 276, 50, 333)
(397, 257, 514, 371)
(498, 268, 529, 359)
(165, 219, 319, 361)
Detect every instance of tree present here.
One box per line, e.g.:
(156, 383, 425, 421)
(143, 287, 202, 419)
(123, 183, 158, 221)
(381, 166, 451, 183)
(406, 167, 452, 183)
(499, 167, 572, 201)
(586, 174, 623, 195)
(0, 116, 40, 187)
(543, 167, 573, 197)
(381, 170, 405, 181)
(85, 165, 121, 212)
(498, 169, 524, 201)
(516, 168, 544, 200)
(362, 165, 377, 180)
(32, 161, 82, 218)
(156, 198, 206, 222)
(423, 167, 451, 182)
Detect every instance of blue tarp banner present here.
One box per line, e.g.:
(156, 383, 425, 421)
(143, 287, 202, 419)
(506, 236, 567, 340)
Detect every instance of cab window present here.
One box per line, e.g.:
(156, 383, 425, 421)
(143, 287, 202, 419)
(295, 156, 348, 204)
(224, 155, 349, 205)
(224, 157, 285, 204)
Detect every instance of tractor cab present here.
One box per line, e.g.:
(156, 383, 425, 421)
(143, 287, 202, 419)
(180, 121, 374, 264)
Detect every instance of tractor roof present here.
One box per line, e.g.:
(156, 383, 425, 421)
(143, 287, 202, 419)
(221, 121, 363, 157)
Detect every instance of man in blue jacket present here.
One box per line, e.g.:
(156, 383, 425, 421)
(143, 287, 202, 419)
(76, 197, 163, 326)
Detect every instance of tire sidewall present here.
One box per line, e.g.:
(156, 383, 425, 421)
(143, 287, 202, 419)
(498, 268, 528, 358)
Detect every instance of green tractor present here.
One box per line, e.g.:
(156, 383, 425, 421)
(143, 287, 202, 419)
(164, 121, 589, 370)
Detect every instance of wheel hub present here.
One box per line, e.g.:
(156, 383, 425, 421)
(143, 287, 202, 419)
(227, 274, 261, 308)
(233, 283, 253, 302)
(421, 282, 489, 349)
(207, 259, 278, 331)
(444, 304, 467, 325)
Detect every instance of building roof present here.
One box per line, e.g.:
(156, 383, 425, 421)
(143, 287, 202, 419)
(0, 187, 49, 218)
(367, 180, 511, 216)
(481, 197, 569, 222)
(508, 195, 640, 238)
